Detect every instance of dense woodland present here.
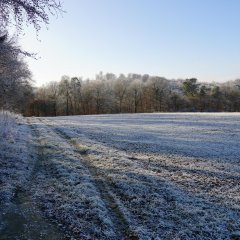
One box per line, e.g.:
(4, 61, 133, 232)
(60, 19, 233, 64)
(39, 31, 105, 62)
(1, 38, 240, 116)
(29, 74, 240, 116)
(1, 36, 240, 116)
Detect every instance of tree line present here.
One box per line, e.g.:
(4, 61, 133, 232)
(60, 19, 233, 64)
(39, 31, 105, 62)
(28, 73, 240, 116)
(1, 36, 239, 116)
(1, 1, 240, 116)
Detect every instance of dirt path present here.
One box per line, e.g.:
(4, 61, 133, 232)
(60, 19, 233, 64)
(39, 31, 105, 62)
(0, 188, 66, 240)
(0, 121, 67, 240)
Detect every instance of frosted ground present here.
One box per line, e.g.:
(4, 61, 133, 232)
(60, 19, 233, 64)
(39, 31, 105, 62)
(1, 113, 240, 239)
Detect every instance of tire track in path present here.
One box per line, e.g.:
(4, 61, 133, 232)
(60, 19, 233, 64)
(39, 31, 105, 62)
(39, 118, 138, 240)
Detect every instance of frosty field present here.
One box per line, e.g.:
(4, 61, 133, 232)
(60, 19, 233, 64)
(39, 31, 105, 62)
(1, 113, 240, 239)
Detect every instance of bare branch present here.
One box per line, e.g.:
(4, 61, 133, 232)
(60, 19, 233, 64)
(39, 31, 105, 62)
(0, 0, 63, 33)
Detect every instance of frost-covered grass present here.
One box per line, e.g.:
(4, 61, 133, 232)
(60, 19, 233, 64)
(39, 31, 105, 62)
(23, 113, 240, 239)
(29, 119, 118, 239)
(0, 110, 18, 143)
(0, 111, 34, 203)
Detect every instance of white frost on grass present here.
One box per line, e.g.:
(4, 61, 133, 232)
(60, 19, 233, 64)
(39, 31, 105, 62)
(0, 111, 35, 203)
(29, 119, 117, 239)
(41, 113, 240, 239)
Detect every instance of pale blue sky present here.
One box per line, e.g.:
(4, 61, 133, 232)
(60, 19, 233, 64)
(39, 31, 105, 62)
(19, 0, 240, 86)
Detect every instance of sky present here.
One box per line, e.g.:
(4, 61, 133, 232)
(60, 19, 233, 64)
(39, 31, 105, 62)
(18, 0, 240, 86)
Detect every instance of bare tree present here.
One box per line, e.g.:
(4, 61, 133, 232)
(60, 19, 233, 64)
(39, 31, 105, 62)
(59, 76, 71, 115)
(92, 80, 106, 114)
(114, 76, 128, 113)
(129, 79, 143, 113)
(81, 80, 94, 114)
(46, 81, 59, 115)
(0, 0, 63, 34)
(70, 77, 82, 114)
(149, 77, 168, 112)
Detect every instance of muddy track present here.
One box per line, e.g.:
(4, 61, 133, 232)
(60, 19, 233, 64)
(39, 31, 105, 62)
(0, 120, 67, 240)
(38, 118, 136, 240)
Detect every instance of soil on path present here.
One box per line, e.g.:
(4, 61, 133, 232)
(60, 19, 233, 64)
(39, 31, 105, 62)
(0, 121, 67, 240)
